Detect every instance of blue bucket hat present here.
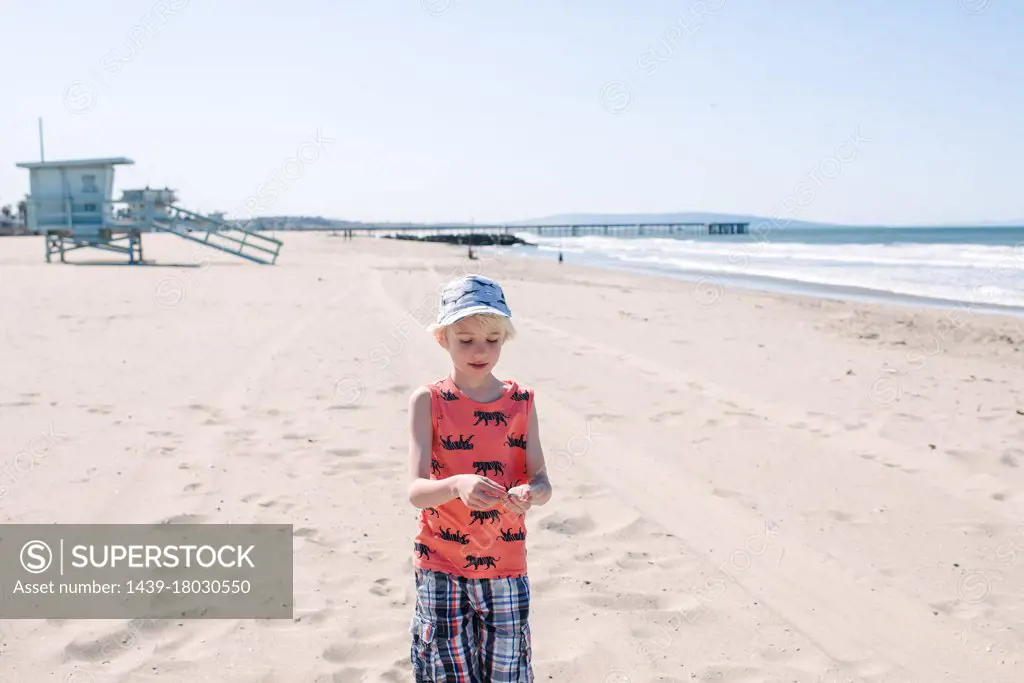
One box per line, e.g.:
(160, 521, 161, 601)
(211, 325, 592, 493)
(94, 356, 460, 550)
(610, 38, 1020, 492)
(437, 274, 511, 327)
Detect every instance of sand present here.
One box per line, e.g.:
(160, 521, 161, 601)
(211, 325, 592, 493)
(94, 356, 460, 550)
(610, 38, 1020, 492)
(1, 231, 1023, 682)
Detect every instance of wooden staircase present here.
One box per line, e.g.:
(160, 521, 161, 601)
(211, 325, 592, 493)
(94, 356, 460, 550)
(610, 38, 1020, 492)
(151, 206, 282, 264)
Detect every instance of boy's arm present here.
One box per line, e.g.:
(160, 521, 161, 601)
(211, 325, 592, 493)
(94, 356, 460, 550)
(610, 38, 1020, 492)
(407, 387, 508, 510)
(407, 387, 460, 508)
(524, 398, 553, 506)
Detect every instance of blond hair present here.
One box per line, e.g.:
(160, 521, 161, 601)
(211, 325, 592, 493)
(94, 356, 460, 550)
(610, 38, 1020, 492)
(430, 313, 516, 343)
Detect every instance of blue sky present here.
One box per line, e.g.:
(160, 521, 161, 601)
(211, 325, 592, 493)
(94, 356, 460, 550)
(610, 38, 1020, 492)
(2, 0, 1021, 225)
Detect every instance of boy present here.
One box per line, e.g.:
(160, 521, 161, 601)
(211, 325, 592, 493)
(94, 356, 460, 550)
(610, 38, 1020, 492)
(407, 273, 553, 682)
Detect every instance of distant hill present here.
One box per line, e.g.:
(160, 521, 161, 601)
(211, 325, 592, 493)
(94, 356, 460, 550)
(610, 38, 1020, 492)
(508, 212, 1024, 229)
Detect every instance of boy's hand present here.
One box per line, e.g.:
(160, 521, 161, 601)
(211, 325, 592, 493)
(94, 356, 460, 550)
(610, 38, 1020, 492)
(454, 474, 508, 510)
(503, 485, 532, 515)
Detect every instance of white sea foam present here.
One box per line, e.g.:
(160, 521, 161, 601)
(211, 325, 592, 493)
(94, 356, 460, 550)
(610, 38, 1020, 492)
(513, 233, 1024, 309)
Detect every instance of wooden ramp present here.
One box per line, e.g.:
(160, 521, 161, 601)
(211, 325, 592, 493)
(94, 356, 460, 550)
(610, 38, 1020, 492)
(151, 206, 283, 264)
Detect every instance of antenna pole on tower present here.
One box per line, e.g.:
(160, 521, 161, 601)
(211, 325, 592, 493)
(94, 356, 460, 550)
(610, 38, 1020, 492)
(38, 118, 45, 162)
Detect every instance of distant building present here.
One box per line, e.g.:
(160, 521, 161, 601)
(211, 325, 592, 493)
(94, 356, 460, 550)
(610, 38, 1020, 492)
(121, 187, 178, 228)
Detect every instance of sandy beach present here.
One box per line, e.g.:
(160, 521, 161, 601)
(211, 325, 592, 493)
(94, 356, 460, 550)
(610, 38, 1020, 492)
(1, 231, 1023, 682)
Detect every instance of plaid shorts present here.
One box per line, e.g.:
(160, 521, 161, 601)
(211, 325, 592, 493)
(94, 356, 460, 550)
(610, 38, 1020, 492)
(410, 568, 533, 682)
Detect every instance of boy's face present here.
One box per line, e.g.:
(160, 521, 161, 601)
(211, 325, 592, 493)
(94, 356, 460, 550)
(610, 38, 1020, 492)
(439, 317, 505, 378)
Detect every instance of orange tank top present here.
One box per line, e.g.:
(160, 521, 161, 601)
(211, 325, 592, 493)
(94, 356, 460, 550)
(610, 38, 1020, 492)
(413, 376, 533, 579)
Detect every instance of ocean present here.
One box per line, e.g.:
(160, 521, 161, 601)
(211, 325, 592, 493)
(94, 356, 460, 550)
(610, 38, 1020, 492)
(505, 227, 1024, 315)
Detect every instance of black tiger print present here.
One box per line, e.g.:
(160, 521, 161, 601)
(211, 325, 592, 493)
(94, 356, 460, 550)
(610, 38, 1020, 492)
(440, 434, 474, 451)
(436, 527, 470, 545)
(473, 460, 505, 477)
(464, 555, 500, 569)
(469, 510, 501, 525)
(473, 410, 508, 427)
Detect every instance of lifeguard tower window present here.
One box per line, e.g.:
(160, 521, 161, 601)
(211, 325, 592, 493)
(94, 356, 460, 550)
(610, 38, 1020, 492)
(82, 175, 98, 193)
(84, 203, 97, 212)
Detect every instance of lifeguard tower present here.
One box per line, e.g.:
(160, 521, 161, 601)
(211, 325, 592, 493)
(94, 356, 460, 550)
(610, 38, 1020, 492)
(16, 157, 282, 264)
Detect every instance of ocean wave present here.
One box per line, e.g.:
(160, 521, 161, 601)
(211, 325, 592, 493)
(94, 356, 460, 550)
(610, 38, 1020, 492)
(510, 233, 1024, 309)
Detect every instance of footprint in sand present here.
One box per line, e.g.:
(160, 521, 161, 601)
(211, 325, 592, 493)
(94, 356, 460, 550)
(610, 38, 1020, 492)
(1000, 449, 1021, 468)
(257, 497, 295, 512)
(605, 517, 661, 541)
(582, 412, 619, 425)
(581, 591, 662, 611)
(946, 449, 981, 464)
(573, 482, 606, 497)
(379, 664, 411, 682)
(140, 444, 178, 458)
(828, 510, 854, 522)
(63, 621, 148, 664)
(326, 459, 381, 477)
(369, 578, 394, 597)
(322, 643, 356, 664)
(573, 548, 614, 564)
(159, 513, 206, 525)
(329, 404, 364, 412)
(327, 448, 362, 458)
(361, 549, 388, 563)
(539, 513, 597, 536)
(293, 526, 322, 554)
(615, 550, 658, 570)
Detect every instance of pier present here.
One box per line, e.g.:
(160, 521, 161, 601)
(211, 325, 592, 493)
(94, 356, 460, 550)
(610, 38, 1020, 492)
(319, 221, 749, 239)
